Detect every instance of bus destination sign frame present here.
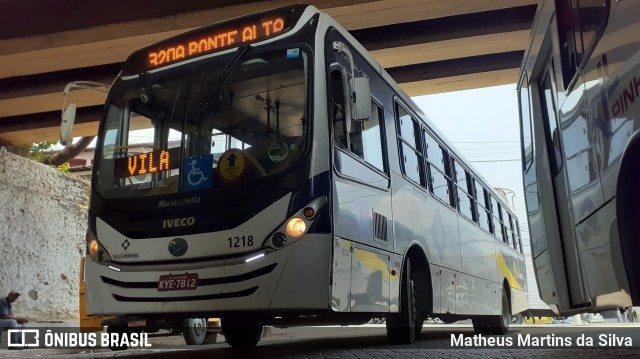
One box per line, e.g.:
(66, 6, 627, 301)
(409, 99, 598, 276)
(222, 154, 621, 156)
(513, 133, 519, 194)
(123, 5, 306, 75)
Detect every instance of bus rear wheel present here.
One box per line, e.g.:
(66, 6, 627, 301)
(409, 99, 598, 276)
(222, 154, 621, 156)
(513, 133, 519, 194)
(472, 317, 491, 335)
(386, 259, 418, 344)
(222, 319, 262, 349)
(488, 289, 510, 335)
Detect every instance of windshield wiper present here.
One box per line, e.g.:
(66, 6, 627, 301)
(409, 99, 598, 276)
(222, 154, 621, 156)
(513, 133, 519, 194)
(197, 45, 250, 114)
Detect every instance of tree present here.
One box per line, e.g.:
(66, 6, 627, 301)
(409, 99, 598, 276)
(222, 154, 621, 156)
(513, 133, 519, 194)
(42, 136, 95, 167)
(3, 136, 94, 172)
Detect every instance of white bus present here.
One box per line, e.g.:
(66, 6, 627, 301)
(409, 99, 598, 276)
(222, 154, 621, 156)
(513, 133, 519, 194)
(71, 5, 527, 348)
(518, 0, 640, 315)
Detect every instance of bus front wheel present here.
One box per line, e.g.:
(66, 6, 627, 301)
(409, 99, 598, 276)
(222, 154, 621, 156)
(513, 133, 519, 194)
(222, 319, 262, 349)
(386, 259, 418, 344)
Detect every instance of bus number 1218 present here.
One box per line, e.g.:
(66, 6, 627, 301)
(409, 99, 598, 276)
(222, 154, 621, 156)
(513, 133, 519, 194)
(228, 235, 254, 248)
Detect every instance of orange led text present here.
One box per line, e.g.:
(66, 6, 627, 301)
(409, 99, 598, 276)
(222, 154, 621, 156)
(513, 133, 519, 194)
(148, 17, 285, 67)
(127, 150, 170, 176)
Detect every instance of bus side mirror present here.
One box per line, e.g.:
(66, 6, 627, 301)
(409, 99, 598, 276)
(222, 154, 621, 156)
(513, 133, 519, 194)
(351, 76, 371, 121)
(332, 41, 371, 121)
(61, 103, 77, 145)
(59, 81, 110, 145)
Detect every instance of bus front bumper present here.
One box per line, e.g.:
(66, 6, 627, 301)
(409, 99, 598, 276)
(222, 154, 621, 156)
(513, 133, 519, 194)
(85, 233, 331, 316)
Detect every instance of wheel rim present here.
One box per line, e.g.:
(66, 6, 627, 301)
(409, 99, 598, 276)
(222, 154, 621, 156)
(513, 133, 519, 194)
(194, 318, 206, 337)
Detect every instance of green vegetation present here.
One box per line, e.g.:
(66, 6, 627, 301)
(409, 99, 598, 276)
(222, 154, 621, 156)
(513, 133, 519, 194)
(4, 141, 70, 172)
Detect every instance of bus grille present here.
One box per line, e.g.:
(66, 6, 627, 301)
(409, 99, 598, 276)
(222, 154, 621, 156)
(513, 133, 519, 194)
(100, 263, 277, 303)
(373, 212, 388, 241)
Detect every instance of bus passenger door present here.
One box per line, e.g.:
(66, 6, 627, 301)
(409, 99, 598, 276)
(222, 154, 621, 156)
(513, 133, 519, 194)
(327, 34, 392, 313)
(532, 55, 588, 310)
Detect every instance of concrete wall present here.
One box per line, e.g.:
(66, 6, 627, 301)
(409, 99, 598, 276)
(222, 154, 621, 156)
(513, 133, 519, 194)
(0, 150, 89, 319)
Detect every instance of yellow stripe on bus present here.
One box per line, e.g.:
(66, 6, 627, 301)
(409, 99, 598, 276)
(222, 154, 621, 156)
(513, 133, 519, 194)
(496, 252, 523, 291)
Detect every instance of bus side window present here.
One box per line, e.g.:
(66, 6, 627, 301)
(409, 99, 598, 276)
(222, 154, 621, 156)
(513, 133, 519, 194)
(509, 214, 517, 250)
(500, 205, 510, 246)
(492, 198, 503, 241)
(330, 68, 347, 149)
(453, 159, 473, 220)
(516, 220, 524, 254)
(474, 179, 491, 233)
(395, 104, 423, 185)
(519, 73, 535, 172)
(556, 0, 609, 89)
(499, 204, 509, 245)
(348, 101, 386, 172)
(424, 130, 453, 207)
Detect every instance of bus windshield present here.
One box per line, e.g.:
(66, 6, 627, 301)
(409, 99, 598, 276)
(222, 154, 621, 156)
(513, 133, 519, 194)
(95, 47, 309, 198)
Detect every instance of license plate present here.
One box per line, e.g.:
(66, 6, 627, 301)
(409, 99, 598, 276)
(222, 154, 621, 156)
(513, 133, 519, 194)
(127, 319, 146, 328)
(158, 273, 198, 291)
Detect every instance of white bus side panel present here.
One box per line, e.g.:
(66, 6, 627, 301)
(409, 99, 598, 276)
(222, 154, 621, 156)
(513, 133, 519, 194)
(349, 245, 391, 312)
(458, 217, 497, 283)
(456, 217, 501, 315)
(455, 272, 499, 316)
(270, 233, 333, 310)
(390, 170, 462, 314)
(331, 155, 394, 313)
(390, 172, 462, 272)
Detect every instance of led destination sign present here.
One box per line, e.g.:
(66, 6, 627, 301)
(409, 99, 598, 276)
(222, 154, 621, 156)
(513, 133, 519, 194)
(114, 147, 181, 179)
(148, 18, 284, 67)
(126, 150, 170, 176)
(124, 6, 304, 74)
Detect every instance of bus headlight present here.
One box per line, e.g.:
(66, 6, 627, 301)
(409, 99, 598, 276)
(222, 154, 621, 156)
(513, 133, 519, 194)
(266, 196, 327, 250)
(286, 218, 306, 238)
(86, 230, 111, 263)
(88, 239, 99, 257)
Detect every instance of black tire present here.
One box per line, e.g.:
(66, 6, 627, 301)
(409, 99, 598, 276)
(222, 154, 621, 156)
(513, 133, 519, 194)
(222, 320, 262, 349)
(488, 289, 510, 335)
(386, 259, 418, 344)
(472, 317, 491, 335)
(183, 318, 207, 345)
(106, 325, 128, 351)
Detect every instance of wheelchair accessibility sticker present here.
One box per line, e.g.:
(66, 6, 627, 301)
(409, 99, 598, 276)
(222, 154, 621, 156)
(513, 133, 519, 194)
(182, 155, 213, 192)
(218, 149, 245, 181)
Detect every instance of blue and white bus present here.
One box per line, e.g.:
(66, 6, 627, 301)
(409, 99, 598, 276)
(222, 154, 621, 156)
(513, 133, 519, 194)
(68, 5, 527, 348)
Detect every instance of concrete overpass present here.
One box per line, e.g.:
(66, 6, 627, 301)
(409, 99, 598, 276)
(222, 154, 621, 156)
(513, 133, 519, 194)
(0, 0, 538, 146)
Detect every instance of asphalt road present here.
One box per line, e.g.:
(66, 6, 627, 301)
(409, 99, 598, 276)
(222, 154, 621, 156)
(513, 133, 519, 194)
(2, 323, 640, 359)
